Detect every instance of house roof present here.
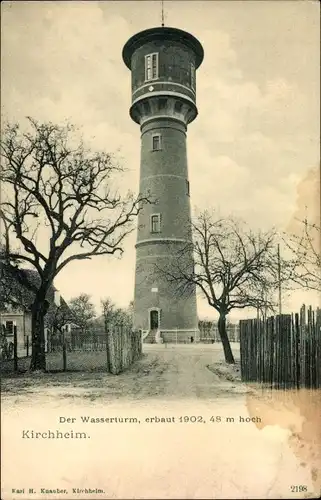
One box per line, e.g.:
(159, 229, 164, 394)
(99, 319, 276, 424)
(0, 266, 71, 318)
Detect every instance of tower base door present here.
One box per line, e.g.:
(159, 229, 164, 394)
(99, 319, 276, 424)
(142, 310, 160, 344)
(150, 310, 159, 330)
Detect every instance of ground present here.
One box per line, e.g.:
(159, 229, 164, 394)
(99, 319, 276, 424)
(1, 343, 320, 499)
(1, 343, 244, 401)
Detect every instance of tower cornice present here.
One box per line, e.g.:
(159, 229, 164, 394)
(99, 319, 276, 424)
(130, 94, 197, 126)
(136, 237, 191, 248)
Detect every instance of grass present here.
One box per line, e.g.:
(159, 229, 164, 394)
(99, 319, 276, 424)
(0, 351, 169, 401)
(207, 359, 242, 383)
(0, 350, 111, 374)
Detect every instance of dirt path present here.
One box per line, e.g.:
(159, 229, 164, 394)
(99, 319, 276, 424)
(1, 343, 243, 403)
(143, 344, 244, 399)
(2, 344, 244, 405)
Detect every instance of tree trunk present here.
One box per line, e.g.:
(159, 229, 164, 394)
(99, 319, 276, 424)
(218, 313, 235, 364)
(30, 297, 48, 372)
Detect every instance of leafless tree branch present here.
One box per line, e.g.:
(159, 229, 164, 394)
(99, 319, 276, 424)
(0, 118, 151, 370)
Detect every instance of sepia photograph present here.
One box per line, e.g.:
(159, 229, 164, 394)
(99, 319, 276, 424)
(1, 1, 320, 498)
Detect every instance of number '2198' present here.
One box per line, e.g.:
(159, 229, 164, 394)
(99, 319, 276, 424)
(290, 485, 307, 493)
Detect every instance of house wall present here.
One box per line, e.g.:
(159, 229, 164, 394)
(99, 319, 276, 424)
(0, 310, 32, 352)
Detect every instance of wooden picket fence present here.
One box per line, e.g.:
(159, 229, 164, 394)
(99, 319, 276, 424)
(1, 324, 142, 375)
(239, 305, 321, 389)
(106, 324, 142, 375)
(199, 322, 240, 343)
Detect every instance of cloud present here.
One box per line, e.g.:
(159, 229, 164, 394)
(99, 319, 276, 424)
(287, 166, 320, 235)
(2, 2, 131, 127)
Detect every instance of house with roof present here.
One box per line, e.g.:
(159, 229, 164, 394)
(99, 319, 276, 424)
(0, 267, 73, 356)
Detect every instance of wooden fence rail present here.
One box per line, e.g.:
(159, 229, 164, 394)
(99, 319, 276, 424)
(240, 305, 321, 389)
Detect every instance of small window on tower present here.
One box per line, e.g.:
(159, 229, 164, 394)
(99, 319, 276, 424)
(190, 62, 196, 90)
(150, 214, 161, 233)
(186, 180, 190, 196)
(145, 53, 159, 81)
(152, 134, 162, 151)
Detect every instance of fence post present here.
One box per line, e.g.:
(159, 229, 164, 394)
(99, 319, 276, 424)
(106, 326, 111, 373)
(13, 325, 18, 372)
(62, 338, 67, 372)
(120, 324, 124, 371)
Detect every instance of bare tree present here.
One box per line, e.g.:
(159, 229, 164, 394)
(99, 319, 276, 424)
(112, 307, 132, 326)
(69, 293, 96, 334)
(159, 211, 279, 364)
(101, 297, 132, 330)
(283, 217, 321, 292)
(128, 300, 134, 322)
(0, 118, 149, 371)
(45, 301, 72, 350)
(45, 303, 70, 334)
(101, 297, 116, 332)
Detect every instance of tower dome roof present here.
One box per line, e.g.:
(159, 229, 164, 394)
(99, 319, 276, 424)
(122, 26, 204, 70)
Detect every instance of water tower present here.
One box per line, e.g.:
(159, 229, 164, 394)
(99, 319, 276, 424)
(122, 25, 204, 342)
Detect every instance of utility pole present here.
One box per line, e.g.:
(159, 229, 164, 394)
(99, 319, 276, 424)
(277, 243, 282, 316)
(264, 287, 268, 322)
(161, 0, 165, 27)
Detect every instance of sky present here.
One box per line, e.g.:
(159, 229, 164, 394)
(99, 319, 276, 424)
(1, 0, 320, 319)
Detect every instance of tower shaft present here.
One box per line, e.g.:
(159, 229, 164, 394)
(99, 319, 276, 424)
(123, 27, 204, 342)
